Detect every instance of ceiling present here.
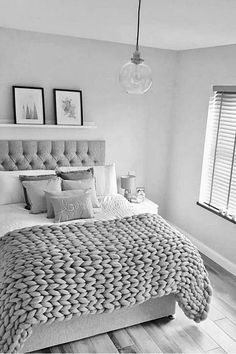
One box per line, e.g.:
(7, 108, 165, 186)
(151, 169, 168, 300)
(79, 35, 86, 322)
(0, 0, 236, 50)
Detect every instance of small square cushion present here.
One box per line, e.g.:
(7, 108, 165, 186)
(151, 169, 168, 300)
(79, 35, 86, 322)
(57, 168, 94, 181)
(50, 192, 94, 223)
(58, 164, 117, 196)
(45, 189, 88, 218)
(22, 177, 62, 214)
(20, 174, 58, 209)
(62, 178, 100, 208)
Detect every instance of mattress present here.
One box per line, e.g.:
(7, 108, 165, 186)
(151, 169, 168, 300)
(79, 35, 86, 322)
(0, 194, 140, 237)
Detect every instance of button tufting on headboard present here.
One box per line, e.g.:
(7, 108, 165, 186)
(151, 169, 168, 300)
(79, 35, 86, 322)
(0, 140, 105, 171)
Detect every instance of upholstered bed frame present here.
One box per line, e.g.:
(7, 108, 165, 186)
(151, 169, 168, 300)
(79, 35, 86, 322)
(0, 140, 175, 353)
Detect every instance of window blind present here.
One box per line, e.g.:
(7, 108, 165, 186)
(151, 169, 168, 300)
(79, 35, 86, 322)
(199, 86, 236, 222)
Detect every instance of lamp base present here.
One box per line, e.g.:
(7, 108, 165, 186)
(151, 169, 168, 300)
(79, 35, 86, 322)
(124, 189, 131, 201)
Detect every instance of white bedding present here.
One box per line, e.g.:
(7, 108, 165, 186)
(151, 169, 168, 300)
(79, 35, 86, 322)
(0, 194, 141, 237)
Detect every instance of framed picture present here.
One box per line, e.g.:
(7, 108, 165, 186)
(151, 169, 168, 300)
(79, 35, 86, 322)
(13, 86, 45, 125)
(54, 89, 83, 126)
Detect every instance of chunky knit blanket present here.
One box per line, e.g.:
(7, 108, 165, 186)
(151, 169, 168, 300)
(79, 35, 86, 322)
(0, 213, 212, 353)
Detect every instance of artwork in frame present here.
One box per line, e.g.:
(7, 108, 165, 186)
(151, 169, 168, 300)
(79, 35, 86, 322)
(54, 89, 83, 126)
(13, 86, 45, 125)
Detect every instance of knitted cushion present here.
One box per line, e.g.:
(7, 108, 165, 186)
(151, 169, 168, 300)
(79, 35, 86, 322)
(50, 192, 94, 222)
(0, 213, 212, 353)
(45, 189, 89, 218)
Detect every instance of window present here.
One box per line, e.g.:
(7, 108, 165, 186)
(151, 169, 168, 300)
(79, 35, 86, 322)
(199, 86, 236, 223)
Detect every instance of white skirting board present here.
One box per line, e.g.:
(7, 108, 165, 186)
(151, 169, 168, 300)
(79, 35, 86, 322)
(167, 220, 236, 277)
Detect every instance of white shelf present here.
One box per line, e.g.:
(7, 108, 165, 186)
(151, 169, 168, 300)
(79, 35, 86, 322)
(0, 123, 96, 129)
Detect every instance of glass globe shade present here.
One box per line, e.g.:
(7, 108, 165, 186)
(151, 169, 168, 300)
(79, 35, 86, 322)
(119, 60, 152, 94)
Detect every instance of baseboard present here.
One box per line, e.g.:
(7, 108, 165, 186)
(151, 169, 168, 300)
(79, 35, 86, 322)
(167, 220, 236, 277)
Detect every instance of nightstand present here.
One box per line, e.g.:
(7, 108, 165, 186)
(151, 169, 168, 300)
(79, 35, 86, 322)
(130, 198, 159, 215)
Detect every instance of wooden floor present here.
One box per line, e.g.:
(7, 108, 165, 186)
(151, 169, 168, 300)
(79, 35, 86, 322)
(33, 255, 236, 354)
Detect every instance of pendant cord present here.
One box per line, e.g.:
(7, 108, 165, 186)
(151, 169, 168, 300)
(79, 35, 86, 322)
(136, 0, 141, 52)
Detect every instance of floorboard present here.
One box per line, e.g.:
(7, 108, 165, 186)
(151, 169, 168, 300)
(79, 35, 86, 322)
(199, 319, 236, 353)
(31, 255, 236, 354)
(127, 324, 163, 353)
(207, 348, 227, 353)
(118, 345, 138, 354)
(108, 329, 134, 350)
(215, 318, 236, 341)
(143, 320, 183, 353)
(208, 304, 225, 321)
(173, 309, 219, 352)
(156, 316, 202, 353)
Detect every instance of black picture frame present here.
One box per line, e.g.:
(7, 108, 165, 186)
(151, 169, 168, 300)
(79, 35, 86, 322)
(53, 89, 83, 126)
(13, 86, 45, 125)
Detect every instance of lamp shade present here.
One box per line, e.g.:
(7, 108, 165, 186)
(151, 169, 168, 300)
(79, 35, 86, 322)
(121, 175, 136, 190)
(119, 60, 152, 94)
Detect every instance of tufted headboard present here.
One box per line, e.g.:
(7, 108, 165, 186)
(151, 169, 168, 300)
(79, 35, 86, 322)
(0, 140, 105, 171)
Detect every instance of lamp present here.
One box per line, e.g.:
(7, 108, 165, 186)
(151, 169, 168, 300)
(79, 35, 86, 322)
(119, 0, 152, 94)
(121, 175, 136, 201)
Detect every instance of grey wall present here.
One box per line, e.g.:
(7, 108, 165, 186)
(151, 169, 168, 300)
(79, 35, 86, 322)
(0, 28, 176, 210)
(166, 45, 236, 265)
(1, 28, 234, 268)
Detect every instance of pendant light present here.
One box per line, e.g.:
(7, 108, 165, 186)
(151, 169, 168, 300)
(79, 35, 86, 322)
(119, 0, 152, 94)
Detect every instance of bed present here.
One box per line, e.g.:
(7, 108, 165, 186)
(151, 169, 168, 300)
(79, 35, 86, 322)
(0, 140, 211, 353)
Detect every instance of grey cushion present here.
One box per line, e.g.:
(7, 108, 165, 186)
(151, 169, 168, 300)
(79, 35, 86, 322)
(20, 174, 57, 209)
(45, 190, 87, 218)
(62, 178, 100, 208)
(50, 192, 94, 223)
(58, 168, 94, 181)
(0, 140, 105, 171)
(22, 178, 62, 214)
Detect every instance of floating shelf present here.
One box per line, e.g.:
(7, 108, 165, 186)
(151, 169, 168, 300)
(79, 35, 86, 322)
(0, 123, 96, 129)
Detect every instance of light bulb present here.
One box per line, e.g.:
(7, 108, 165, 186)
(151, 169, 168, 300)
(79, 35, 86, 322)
(119, 51, 152, 94)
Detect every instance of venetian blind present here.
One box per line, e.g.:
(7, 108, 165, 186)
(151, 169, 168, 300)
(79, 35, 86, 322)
(199, 86, 236, 220)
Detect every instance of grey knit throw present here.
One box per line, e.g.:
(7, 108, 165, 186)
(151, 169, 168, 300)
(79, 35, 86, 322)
(0, 213, 212, 353)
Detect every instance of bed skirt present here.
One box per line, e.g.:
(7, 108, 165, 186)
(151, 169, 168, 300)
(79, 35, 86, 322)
(22, 295, 175, 352)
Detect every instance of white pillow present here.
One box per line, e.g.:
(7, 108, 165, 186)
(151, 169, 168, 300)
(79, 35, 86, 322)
(58, 164, 117, 196)
(93, 164, 117, 196)
(0, 170, 56, 205)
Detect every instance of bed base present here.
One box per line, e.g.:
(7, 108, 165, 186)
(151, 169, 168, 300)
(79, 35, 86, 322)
(22, 295, 175, 353)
